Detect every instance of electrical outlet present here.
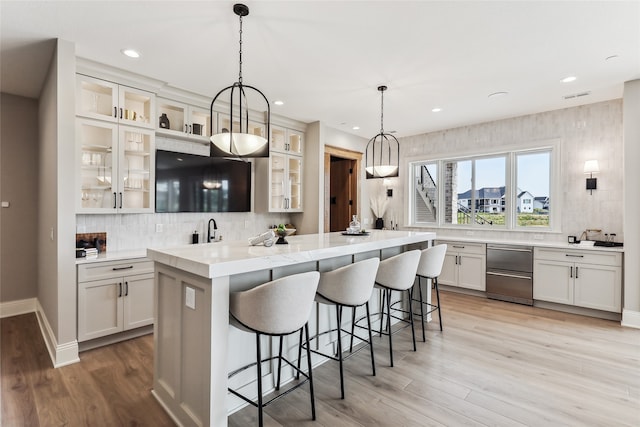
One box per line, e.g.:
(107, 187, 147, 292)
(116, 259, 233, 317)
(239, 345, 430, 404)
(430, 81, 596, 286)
(185, 287, 196, 310)
(156, 223, 163, 233)
(244, 220, 250, 229)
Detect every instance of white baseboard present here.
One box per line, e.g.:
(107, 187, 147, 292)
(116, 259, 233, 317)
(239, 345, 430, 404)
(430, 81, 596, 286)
(621, 309, 640, 329)
(35, 300, 80, 368)
(0, 298, 37, 318)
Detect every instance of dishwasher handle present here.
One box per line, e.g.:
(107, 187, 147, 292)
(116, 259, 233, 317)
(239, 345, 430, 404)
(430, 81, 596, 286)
(487, 245, 532, 253)
(486, 271, 532, 281)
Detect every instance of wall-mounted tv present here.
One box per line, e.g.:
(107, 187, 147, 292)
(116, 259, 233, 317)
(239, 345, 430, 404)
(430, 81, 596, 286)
(155, 149, 251, 213)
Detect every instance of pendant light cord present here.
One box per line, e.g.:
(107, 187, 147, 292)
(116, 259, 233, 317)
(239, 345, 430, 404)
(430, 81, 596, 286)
(380, 88, 385, 133)
(238, 14, 243, 84)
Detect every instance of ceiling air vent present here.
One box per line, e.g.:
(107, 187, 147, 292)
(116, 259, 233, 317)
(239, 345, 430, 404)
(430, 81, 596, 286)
(563, 91, 591, 100)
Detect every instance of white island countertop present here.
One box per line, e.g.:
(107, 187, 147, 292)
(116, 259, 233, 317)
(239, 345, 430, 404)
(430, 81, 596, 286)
(147, 230, 436, 279)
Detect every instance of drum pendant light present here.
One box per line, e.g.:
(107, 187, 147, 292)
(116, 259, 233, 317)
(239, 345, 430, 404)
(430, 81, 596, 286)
(210, 3, 270, 158)
(365, 85, 399, 178)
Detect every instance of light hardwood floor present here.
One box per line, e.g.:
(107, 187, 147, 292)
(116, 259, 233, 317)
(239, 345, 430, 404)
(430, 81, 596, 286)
(2, 291, 639, 426)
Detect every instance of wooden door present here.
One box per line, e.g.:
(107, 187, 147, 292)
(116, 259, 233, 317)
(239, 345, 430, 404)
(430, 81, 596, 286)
(330, 157, 353, 232)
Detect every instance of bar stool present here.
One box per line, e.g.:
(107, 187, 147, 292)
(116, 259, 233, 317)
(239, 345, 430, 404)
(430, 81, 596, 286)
(298, 257, 380, 399)
(374, 250, 421, 367)
(228, 271, 320, 427)
(414, 244, 448, 340)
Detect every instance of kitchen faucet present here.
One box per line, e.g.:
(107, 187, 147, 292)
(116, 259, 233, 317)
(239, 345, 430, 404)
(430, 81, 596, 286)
(207, 218, 218, 242)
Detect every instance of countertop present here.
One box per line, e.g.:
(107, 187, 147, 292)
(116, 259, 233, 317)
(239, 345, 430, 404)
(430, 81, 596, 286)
(75, 249, 148, 265)
(147, 230, 436, 279)
(435, 235, 624, 253)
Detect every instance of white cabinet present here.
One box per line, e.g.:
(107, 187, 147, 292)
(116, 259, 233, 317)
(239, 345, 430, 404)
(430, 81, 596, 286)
(156, 98, 213, 143)
(437, 241, 486, 291)
(77, 259, 154, 342)
(76, 75, 155, 130)
(76, 119, 155, 213)
(534, 248, 622, 313)
(256, 126, 304, 212)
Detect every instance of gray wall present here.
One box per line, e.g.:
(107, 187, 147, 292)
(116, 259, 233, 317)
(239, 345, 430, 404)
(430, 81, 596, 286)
(0, 93, 39, 302)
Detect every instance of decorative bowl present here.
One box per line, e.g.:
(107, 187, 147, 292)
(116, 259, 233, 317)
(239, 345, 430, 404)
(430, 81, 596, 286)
(273, 228, 296, 244)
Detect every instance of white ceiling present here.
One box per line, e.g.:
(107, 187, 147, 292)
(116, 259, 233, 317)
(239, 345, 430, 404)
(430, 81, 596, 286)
(1, 1, 639, 139)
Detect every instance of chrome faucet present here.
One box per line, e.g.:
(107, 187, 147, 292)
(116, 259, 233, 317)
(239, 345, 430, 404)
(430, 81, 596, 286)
(207, 218, 218, 243)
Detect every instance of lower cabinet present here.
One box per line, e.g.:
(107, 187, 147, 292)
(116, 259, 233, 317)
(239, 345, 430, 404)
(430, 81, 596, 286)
(533, 248, 622, 313)
(78, 259, 154, 342)
(437, 241, 486, 291)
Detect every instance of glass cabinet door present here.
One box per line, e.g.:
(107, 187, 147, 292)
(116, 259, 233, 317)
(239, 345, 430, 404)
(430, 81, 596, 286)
(118, 127, 155, 212)
(77, 119, 118, 212)
(76, 75, 118, 123)
(190, 106, 213, 142)
(288, 155, 303, 210)
(270, 153, 286, 211)
(156, 99, 188, 135)
(118, 86, 155, 129)
(287, 129, 303, 155)
(271, 126, 287, 152)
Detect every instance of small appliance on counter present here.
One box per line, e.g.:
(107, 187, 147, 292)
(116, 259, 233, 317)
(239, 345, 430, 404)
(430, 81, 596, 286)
(76, 232, 107, 258)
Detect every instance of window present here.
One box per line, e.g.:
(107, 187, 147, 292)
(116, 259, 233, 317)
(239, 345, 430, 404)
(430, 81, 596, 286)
(409, 145, 554, 231)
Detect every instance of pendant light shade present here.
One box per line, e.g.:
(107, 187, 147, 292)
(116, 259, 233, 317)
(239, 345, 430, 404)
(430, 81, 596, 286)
(365, 86, 399, 179)
(210, 3, 270, 158)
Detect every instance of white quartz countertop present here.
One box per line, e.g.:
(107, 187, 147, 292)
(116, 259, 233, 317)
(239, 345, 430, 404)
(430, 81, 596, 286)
(147, 230, 436, 279)
(75, 249, 148, 265)
(435, 235, 624, 253)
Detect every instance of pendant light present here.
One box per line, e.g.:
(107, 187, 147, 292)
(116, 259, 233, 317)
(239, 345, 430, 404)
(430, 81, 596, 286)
(365, 85, 399, 178)
(210, 3, 270, 158)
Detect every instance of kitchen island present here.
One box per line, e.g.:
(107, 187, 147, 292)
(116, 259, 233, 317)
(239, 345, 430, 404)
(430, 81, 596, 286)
(147, 230, 436, 427)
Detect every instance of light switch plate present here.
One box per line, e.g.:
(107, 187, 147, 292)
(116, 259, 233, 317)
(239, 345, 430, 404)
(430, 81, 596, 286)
(185, 287, 196, 309)
(1, 201, 9, 208)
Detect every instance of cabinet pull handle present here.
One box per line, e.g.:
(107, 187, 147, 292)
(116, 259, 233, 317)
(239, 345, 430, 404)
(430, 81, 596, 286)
(565, 254, 584, 258)
(189, 124, 192, 134)
(185, 124, 189, 133)
(119, 192, 123, 209)
(113, 106, 117, 118)
(118, 282, 122, 298)
(453, 245, 465, 249)
(113, 192, 117, 209)
(112, 266, 134, 271)
(125, 281, 129, 296)
(575, 267, 579, 279)
(570, 266, 573, 278)
(119, 108, 123, 119)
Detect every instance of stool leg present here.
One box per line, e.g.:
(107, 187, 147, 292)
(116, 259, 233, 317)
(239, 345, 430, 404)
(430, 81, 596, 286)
(407, 287, 417, 351)
(276, 336, 283, 390)
(336, 305, 345, 399)
(435, 277, 443, 331)
(349, 307, 356, 353)
(386, 289, 394, 367)
(379, 288, 387, 337)
(296, 328, 303, 380)
(304, 323, 316, 420)
(418, 276, 426, 342)
(256, 333, 264, 427)
(365, 301, 376, 376)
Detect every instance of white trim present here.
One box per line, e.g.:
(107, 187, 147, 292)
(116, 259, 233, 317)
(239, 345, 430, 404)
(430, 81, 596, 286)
(621, 309, 640, 329)
(35, 300, 80, 368)
(0, 298, 37, 318)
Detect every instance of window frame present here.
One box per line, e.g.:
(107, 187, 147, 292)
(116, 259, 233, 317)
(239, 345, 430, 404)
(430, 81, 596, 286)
(406, 139, 560, 233)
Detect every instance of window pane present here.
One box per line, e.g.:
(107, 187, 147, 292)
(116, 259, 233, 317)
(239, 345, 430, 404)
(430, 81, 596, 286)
(516, 151, 550, 227)
(473, 157, 506, 227)
(444, 160, 471, 225)
(413, 162, 438, 223)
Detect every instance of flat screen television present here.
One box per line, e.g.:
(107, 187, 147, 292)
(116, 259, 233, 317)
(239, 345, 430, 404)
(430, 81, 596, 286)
(155, 149, 251, 213)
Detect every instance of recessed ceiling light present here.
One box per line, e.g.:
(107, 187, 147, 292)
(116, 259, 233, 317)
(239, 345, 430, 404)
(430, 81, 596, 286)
(352, 126, 360, 130)
(561, 76, 577, 83)
(121, 49, 140, 58)
(273, 100, 284, 106)
(432, 107, 442, 112)
(488, 91, 508, 98)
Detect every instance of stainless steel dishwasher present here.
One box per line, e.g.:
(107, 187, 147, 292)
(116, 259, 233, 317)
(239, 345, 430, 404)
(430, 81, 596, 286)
(486, 244, 533, 305)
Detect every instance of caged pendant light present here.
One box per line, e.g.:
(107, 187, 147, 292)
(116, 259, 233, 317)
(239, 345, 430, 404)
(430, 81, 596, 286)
(365, 85, 399, 179)
(210, 3, 270, 158)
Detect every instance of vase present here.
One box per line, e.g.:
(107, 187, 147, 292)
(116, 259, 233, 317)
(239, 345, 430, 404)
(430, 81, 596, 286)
(375, 218, 384, 229)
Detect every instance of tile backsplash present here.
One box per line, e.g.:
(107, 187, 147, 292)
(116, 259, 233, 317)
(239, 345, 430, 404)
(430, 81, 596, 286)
(76, 212, 292, 252)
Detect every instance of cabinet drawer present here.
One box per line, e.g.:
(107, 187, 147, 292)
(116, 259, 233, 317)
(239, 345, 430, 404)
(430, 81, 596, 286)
(78, 259, 154, 282)
(534, 248, 622, 267)
(437, 241, 486, 255)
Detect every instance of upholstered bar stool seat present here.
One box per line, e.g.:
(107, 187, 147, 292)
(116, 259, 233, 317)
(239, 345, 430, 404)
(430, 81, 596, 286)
(228, 271, 320, 427)
(299, 257, 380, 399)
(414, 244, 448, 340)
(373, 250, 421, 367)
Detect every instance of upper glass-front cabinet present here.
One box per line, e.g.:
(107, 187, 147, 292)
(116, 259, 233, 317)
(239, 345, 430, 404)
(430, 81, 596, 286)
(76, 118, 155, 213)
(156, 98, 213, 143)
(76, 75, 155, 130)
(271, 126, 303, 155)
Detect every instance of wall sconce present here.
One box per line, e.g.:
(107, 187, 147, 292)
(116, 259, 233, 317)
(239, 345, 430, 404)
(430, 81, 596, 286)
(383, 178, 393, 197)
(583, 160, 599, 195)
